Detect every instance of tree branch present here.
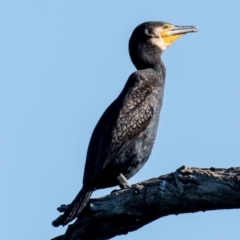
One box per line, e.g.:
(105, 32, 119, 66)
(51, 166, 240, 240)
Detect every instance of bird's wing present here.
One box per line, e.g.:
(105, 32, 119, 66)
(83, 73, 155, 187)
(106, 81, 154, 160)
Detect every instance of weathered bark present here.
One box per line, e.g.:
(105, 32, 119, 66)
(51, 166, 240, 240)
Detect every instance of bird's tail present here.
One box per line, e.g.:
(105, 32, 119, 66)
(52, 188, 93, 227)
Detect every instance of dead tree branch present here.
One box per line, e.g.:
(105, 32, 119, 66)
(51, 166, 240, 240)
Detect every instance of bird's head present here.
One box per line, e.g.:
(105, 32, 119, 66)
(129, 21, 198, 69)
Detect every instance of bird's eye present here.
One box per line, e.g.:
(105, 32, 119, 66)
(163, 25, 169, 29)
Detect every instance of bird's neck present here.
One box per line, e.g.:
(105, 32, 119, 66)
(130, 42, 164, 73)
(135, 55, 165, 81)
(152, 59, 165, 73)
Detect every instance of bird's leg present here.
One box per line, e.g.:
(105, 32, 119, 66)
(117, 173, 132, 189)
(115, 173, 143, 194)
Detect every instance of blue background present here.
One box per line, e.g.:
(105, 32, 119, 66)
(1, 1, 240, 239)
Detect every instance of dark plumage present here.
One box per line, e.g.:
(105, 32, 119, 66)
(52, 21, 197, 227)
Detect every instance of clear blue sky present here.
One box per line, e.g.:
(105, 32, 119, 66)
(1, 1, 240, 239)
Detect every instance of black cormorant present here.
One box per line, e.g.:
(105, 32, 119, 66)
(52, 21, 197, 227)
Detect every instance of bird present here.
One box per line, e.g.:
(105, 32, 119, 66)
(52, 21, 198, 227)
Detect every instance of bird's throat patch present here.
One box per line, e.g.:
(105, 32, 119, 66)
(161, 33, 183, 45)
